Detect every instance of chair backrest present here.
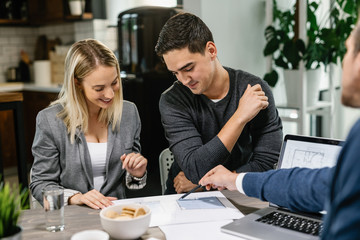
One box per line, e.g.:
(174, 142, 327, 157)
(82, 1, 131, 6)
(158, 148, 174, 195)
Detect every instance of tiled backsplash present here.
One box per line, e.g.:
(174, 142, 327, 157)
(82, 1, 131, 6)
(0, 20, 117, 83)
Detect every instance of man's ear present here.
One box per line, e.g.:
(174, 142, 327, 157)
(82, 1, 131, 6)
(206, 41, 217, 59)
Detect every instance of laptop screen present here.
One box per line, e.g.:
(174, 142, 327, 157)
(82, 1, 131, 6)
(270, 135, 344, 211)
(277, 134, 344, 170)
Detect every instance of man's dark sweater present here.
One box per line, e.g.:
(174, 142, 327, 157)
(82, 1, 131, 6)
(159, 67, 283, 184)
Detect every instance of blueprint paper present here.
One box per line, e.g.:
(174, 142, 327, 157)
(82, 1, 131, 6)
(176, 196, 225, 209)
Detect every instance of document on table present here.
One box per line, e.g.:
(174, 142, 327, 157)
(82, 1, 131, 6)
(159, 220, 246, 240)
(112, 191, 243, 227)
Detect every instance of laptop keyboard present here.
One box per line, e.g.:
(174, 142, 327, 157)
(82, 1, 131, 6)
(256, 211, 323, 236)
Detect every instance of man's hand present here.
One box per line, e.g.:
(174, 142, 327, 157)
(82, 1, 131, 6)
(121, 152, 147, 178)
(68, 189, 117, 209)
(218, 84, 269, 152)
(236, 84, 269, 124)
(174, 171, 202, 193)
(199, 165, 238, 191)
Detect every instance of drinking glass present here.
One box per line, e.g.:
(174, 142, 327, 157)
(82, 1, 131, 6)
(42, 185, 65, 232)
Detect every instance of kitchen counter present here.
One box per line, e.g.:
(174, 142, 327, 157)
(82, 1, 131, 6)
(0, 82, 61, 93)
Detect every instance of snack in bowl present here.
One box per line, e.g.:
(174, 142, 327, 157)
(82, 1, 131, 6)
(105, 206, 147, 220)
(100, 204, 151, 240)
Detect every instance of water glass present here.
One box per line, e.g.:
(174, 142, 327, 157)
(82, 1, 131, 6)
(42, 186, 65, 232)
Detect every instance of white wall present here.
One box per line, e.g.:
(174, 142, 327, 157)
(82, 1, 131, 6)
(184, 0, 267, 79)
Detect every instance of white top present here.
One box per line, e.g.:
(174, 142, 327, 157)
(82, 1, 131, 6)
(235, 173, 247, 194)
(87, 142, 107, 191)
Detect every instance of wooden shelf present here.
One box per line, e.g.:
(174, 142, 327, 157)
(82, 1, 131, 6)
(0, 19, 28, 25)
(65, 12, 93, 21)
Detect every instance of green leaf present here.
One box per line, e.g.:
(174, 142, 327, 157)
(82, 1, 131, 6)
(343, 0, 354, 14)
(283, 40, 304, 69)
(264, 38, 280, 56)
(264, 70, 279, 87)
(274, 56, 289, 69)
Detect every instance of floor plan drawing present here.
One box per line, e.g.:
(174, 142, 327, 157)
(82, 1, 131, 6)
(280, 139, 342, 169)
(290, 149, 325, 168)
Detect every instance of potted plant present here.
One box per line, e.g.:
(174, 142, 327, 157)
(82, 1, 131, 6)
(0, 181, 29, 239)
(263, 0, 357, 107)
(303, 0, 358, 104)
(304, 0, 358, 70)
(263, 0, 306, 107)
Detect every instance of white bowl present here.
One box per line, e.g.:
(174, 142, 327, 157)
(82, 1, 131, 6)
(71, 230, 109, 240)
(100, 203, 151, 240)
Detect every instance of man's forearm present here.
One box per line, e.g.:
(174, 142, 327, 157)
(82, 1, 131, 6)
(217, 110, 247, 152)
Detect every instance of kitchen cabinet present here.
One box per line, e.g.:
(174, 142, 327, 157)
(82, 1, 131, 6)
(28, 0, 65, 25)
(0, 0, 28, 25)
(0, 110, 17, 169)
(0, 90, 58, 170)
(0, 0, 105, 26)
(23, 91, 58, 165)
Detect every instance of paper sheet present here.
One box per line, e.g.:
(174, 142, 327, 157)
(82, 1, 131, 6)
(112, 191, 243, 227)
(159, 220, 247, 240)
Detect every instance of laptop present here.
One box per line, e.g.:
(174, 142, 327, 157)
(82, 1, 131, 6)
(221, 134, 344, 240)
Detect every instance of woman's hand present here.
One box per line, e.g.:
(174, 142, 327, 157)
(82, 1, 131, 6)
(121, 152, 147, 178)
(68, 189, 117, 209)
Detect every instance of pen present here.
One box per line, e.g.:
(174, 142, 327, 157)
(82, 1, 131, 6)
(179, 184, 203, 200)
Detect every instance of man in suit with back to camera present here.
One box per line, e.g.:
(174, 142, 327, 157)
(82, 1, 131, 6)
(200, 17, 360, 239)
(155, 12, 283, 194)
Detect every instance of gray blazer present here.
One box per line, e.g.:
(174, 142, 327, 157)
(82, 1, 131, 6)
(29, 101, 142, 204)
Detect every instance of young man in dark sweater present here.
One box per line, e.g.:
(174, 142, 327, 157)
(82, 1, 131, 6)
(155, 12, 283, 194)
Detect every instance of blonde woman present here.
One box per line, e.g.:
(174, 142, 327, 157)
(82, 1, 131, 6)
(30, 39, 147, 210)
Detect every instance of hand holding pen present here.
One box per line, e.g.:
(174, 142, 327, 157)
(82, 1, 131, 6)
(179, 184, 203, 200)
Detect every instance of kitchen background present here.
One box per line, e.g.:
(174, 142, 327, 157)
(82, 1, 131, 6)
(0, 20, 117, 83)
(0, 0, 180, 197)
(1, 0, 360, 197)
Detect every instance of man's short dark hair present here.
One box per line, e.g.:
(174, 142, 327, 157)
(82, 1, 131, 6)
(155, 12, 214, 57)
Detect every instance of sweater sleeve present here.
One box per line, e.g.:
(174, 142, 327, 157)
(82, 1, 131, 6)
(159, 89, 230, 183)
(236, 79, 283, 173)
(243, 167, 333, 213)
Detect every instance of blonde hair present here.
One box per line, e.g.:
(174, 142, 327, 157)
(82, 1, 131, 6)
(51, 39, 123, 143)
